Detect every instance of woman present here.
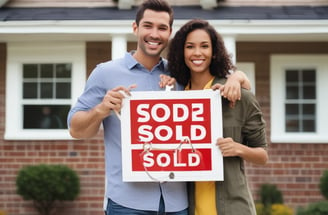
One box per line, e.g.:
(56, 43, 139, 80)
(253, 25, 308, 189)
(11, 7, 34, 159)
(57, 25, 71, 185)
(167, 19, 268, 215)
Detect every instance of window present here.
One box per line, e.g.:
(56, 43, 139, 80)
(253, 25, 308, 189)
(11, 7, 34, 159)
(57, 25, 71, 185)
(285, 69, 316, 132)
(236, 62, 255, 95)
(5, 42, 86, 140)
(271, 55, 328, 143)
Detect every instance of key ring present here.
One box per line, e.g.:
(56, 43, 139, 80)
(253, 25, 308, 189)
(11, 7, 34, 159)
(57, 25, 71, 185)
(139, 136, 200, 182)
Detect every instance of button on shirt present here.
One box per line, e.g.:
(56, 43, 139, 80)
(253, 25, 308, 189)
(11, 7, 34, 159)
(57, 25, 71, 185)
(67, 52, 188, 212)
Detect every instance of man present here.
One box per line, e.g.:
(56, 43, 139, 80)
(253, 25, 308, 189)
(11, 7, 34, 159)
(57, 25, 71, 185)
(67, 0, 249, 214)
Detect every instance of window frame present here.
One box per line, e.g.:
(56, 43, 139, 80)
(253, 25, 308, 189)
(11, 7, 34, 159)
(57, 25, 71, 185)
(5, 42, 86, 140)
(236, 62, 256, 95)
(270, 54, 328, 143)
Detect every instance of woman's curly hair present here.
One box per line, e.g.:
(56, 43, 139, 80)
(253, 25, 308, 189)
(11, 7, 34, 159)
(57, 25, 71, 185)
(167, 19, 235, 87)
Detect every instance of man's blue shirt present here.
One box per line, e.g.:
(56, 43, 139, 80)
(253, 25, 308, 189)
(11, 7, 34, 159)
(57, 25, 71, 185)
(67, 52, 187, 212)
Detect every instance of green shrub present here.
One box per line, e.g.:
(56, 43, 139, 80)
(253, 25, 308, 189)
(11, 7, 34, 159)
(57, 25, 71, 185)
(16, 164, 80, 215)
(320, 170, 328, 199)
(256, 203, 293, 215)
(255, 203, 294, 215)
(297, 201, 328, 215)
(271, 204, 294, 215)
(259, 184, 284, 207)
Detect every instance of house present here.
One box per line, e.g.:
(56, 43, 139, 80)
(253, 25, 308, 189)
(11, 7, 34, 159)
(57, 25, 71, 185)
(0, 0, 328, 214)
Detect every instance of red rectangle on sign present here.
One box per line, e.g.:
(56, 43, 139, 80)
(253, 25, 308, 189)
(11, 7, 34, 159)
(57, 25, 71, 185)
(130, 98, 212, 144)
(131, 148, 212, 171)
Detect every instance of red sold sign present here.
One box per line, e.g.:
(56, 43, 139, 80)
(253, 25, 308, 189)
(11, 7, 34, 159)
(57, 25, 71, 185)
(121, 90, 224, 182)
(130, 98, 211, 144)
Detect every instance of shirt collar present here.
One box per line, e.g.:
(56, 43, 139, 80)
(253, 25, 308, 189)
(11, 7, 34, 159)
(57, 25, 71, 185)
(125, 51, 165, 71)
(185, 77, 215, 90)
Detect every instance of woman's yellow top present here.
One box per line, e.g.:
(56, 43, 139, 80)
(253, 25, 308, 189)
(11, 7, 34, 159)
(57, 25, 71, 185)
(185, 77, 218, 215)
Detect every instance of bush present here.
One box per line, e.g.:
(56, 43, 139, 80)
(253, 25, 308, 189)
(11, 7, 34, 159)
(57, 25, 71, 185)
(297, 170, 328, 215)
(259, 184, 284, 207)
(320, 170, 328, 199)
(256, 203, 293, 215)
(297, 201, 328, 215)
(271, 204, 294, 215)
(16, 164, 80, 215)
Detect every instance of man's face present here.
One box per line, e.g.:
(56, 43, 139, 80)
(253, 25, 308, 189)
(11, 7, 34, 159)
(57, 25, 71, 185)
(133, 9, 172, 58)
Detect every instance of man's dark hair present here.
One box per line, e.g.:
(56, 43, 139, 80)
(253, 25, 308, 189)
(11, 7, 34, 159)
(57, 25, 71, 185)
(135, 0, 174, 28)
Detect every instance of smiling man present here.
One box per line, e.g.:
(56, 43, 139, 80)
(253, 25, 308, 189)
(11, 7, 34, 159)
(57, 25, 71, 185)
(67, 0, 189, 215)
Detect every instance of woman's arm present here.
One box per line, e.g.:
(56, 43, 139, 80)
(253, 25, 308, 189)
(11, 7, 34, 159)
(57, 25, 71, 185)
(216, 137, 268, 165)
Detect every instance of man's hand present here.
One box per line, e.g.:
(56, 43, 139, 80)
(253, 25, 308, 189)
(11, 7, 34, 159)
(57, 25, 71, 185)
(212, 70, 251, 107)
(159, 74, 176, 88)
(97, 84, 137, 117)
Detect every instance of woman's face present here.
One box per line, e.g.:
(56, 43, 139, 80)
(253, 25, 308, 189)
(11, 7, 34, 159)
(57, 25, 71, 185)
(184, 29, 213, 75)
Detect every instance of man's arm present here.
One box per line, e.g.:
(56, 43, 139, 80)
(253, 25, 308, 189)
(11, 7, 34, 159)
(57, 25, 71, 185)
(69, 85, 134, 139)
(69, 104, 109, 139)
(217, 137, 268, 165)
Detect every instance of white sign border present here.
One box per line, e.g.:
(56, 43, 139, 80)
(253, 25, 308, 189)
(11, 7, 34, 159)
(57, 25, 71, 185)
(121, 89, 223, 182)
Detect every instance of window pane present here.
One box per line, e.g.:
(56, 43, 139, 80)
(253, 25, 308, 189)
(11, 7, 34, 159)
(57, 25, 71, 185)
(303, 104, 315, 115)
(23, 64, 38, 78)
(286, 104, 299, 115)
(286, 86, 299, 99)
(56, 83, 71, 98)
(303, 86, 316, 99)
(56, 64, 71, 78)
(286, 120, 299, 132)
(23, 105, 70, 129)
(286, 70, 299, 82)
(303, 69, 315, 82)
(40, 64, 54, 78)
(40, 83, 53, 98)
(303, 120, 315, 132)
(23, 83, 37, 98)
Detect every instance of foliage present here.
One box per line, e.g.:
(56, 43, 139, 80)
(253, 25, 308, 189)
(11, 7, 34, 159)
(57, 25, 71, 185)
(297, 201, 328, 215)
(319, 170, 328, 199)
(256, 184, 292, 215)
(256, 203, 293, 215)
(297, 170, 328, 215)
(271, 204, 294, 215)
(16, 164, 80, 215)
(259, 184, 284, 207)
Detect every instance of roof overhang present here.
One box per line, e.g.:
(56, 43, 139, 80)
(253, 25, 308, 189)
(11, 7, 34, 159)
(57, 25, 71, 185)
(0, 19, 327, 42)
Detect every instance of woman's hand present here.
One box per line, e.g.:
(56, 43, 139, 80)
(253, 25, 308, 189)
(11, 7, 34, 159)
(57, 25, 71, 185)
(216, 137, 268, 165)
(216, 137, 242, 157)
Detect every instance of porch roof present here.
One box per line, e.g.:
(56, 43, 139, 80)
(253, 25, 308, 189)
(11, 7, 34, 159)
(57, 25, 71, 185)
(0, 6, 328, 21)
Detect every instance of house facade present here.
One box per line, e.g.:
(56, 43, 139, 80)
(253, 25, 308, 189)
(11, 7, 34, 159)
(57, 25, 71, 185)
(0, 0, 328, 214)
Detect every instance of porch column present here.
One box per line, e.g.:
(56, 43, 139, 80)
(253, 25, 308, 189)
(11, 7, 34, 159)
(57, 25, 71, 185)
(111, 34, 127, 60)
(223, 35, 236, 64)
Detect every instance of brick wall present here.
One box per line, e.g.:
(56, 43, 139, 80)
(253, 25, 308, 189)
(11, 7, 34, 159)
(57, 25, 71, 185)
(1, 41, 328, 214)
(0, 42, 107, 215)
(238, 41, 328, 211)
